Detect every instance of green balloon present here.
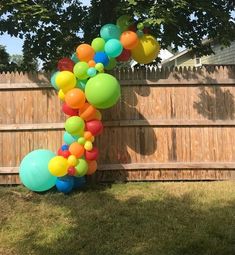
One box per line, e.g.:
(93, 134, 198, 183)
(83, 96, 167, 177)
(73, 62, 89, 80)
(116, 15, 132, 32)
(105, 58, 117, 70)
(91, 37, 105, 52)
(19, 149, 56, 192)
(65, 116, 85, 135)
(85, 73, 120, 109)
(75, 159, 88, 177)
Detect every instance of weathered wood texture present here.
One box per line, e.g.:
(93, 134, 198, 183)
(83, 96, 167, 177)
(0, 66, 235, 184)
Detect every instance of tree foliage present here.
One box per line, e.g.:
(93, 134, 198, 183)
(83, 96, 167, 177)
(0, 0, 235, 70)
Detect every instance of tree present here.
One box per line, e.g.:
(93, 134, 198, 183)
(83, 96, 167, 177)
(1, 0, 235, 70)
(0, 45, 10, 71)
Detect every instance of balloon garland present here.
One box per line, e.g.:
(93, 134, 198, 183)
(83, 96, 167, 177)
(19, 15, 160, 193)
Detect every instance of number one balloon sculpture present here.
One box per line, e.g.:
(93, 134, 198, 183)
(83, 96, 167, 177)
(19, 15, 160, 193)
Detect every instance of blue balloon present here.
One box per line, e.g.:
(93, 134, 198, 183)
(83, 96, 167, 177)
(94, 52, 109, 66)
(104, 39, 123, 58)
(61, 144, 69, 151)
(19, 149, 56, 192)
(50, 71, 59, 90)
(73, 176, 86, 189)
(63, 132, 79, 145)
(56, 176, 74, 193)
(100, 24, 121, 41)
(71, 52, 79, 63)
(87, 67, 97, 77)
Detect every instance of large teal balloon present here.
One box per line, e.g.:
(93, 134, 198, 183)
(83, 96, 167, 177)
(100, 24, 121, 41)
(85, 73, 121, 109)
(19, 149, 56, 192)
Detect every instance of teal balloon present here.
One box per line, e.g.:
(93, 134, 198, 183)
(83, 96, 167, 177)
(85, 73, 120, 109)
(100, 24, 121, 41)
(50, 71, 59, 90)
(71, 53, 79, 63)
(104, 39, 123, 58)
(76, 79, 87, 91)
(87, 67, 97, 77)
(63, 132, 79, 145)
(19, 149, 56, 192)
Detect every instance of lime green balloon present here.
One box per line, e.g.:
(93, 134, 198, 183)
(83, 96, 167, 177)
(95, 63, 104, 72)
(65, 116, 85, 135)
(117, 15, 132, 32)
(91, 37, 105, 52)
(73, 62, 89, 80)
(19, 149, 56, 192)
(105, 58, 117, 70)
(85, 73, 120, 109)
(75, 159, 88, 177)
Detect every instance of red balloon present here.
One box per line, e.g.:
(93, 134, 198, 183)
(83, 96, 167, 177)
(143, 27, 151, 34)
(62, 103, 79, 116)
(116, 48, 131, 62)
(67, 166, 76, 176)
(85, 147, 99, 161)
(57, 148, 71, 158)
(128, 24, 137, 32)
(85, 120, 103, 136)
(57, 57, 75, 72)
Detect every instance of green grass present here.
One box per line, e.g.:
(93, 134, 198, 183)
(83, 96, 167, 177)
(0, 182, 235, 255)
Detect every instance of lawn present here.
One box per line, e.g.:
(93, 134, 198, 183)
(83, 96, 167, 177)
(0, 182, 235, 255)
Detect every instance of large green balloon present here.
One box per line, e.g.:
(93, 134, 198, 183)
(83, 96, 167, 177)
(19, 149, 56, 192)
(85, 73, 121, 109)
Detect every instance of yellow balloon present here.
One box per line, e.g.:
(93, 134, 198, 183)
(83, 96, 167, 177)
(68, 155, 78, 167)
(48, 156, 68, 177)
(58, 89, 65, 101)
(55, 71, 76, 93)
(84, 141, 93, 151)
(131, 34, 160, 64)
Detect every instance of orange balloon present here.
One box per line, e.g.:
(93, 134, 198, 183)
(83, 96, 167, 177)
(76, 44, 95, 62)
(88, 60, 96, 67)
(69, 142, 84, 158)
(87, 160, 97, 175)
(84, 131, 93, 140)
(65, 88, 86, 109)
(79, 102, 97, 121)
(120, 31, 139, 50)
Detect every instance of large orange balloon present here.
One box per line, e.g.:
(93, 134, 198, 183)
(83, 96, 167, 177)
(69, 142, 84, 158)
(120, 31, 139, 50)
(79, 103, 97, 121)
(65, 88, 86, 109)
(76, 44, 95, 62)
(86, 160, 97, 175)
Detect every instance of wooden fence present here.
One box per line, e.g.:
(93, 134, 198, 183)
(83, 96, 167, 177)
(0, 66, 235, 184)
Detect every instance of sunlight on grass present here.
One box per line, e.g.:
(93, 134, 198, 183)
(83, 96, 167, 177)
(0, 182, 235, 255)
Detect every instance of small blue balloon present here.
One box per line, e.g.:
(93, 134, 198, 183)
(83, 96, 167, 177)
(63, 132, 79, 145)
(94, 52, 109, 66)
(61, 144, 69, 151)
(100, 24, 121, 41)
(50, 71, 59, 90)
(56, 176, 74, 193)
(73, 176, 86, 189)
(71, 52, 79, 63)
(104, 39, 123, 58)
(87, 67, 97, 77)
